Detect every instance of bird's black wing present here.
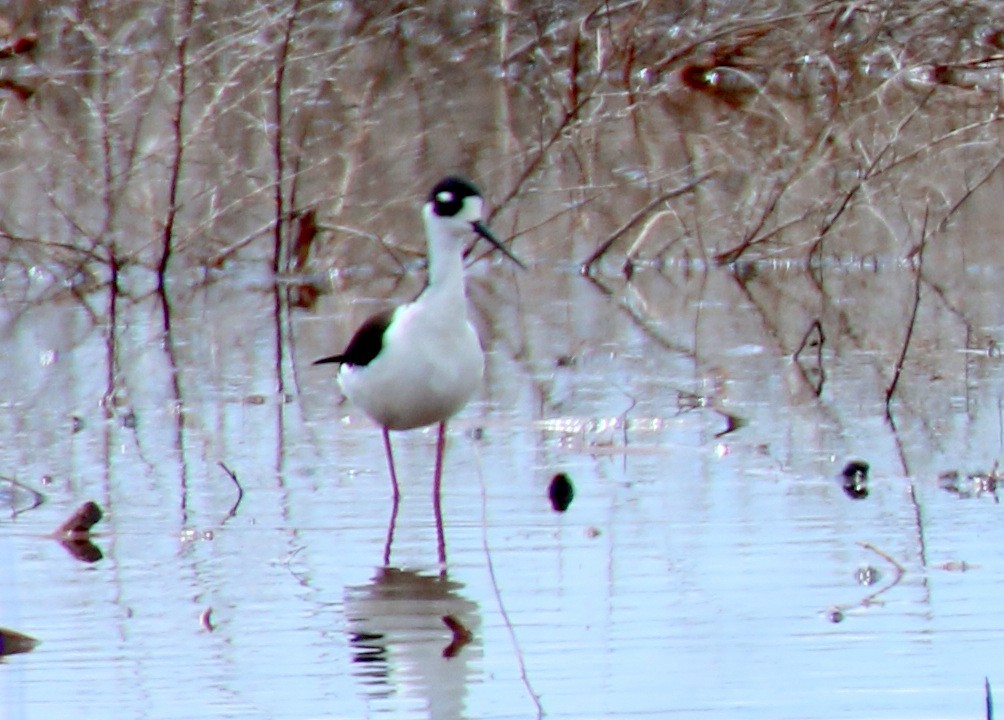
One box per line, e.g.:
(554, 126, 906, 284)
(313, 309, 395, 368)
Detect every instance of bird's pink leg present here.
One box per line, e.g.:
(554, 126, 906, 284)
(382, 427, 400, 566)
(382, 426, 401, 502)
(433, 421, 447, 566)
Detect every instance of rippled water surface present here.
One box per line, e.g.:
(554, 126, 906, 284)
(3, 261, 1004, 720)
(2, 2, 1004, 717)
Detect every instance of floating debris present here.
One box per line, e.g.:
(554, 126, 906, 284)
(441, 614, 473, 658)
(0, 627, 38, 657)
(855, 566, 880, 586)
(939, 465, 1001, 502)
(548, 473, 574, 512)
(934, 560, 977, 573)
(841, 460, 869, 499)
(54, 501, 103, 563)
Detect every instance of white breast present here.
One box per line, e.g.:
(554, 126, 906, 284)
(338, 301, 485, 431)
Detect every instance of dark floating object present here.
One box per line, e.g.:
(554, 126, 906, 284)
(841, 460, 869, 500)
(0, 627, 38, 657)
(200, 607, 215, 633)
(548, 473, 575, 512)
(55, 501, 104, 563)
(714, 412, 746, 438)
(441, 614, 473, 659)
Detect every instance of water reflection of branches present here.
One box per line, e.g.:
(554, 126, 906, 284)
(825, 541, 905, 623)
(216, 462, 245, 522)
(583, 272, 741, 435)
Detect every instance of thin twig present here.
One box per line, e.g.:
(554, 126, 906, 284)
(885, 207, 928, 419)
(809, 88, 936, 265)
(933, 154, 1004, 237)
(160, 0, 196, 287)
(272, 0, 302, 276)
(580, 173, 712, 272)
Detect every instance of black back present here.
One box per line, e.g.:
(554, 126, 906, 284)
(313, 309, 395, 368)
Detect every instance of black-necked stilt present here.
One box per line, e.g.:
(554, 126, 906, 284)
(314, 176, 524, 563)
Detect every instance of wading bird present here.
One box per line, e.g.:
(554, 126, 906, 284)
(314, 177, 524, 563)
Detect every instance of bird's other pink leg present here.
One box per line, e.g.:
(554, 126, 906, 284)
(383, 426, 401, 503)
(433, 421, 447, 566)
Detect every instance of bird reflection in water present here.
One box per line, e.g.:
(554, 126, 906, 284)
(345, 567, 480, 717)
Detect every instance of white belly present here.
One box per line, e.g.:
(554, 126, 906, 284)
(338, 302, 484, 431)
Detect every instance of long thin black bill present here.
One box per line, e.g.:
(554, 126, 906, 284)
(472, 221, 526, 270)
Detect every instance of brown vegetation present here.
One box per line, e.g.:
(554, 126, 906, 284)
(0, 1, 999, 287)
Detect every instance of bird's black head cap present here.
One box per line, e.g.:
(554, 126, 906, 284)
(429, 176, 482, 218)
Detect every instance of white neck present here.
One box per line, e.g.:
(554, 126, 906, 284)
(422, 204, 467, 304)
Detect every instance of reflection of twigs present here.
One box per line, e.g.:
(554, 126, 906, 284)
(473, 441, 544, 718)
(4, 478, 44, 519)
(986, 676, 994, 720)
(284, 545, 309, 585)
(885, 207, 928, 420)
(793, 319, 826, 397)
(218, 462, 245, 521)
(826, 541, 906, 621)
(859, 541, 906, 583)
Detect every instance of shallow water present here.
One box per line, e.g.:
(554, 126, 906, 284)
(2, 261, 1004, 719)
(2, 2, 1004, 715)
